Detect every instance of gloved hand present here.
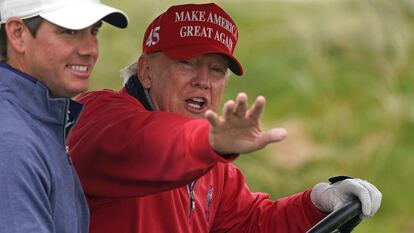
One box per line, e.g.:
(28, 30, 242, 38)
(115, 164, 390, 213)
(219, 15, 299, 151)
(310, 178, 382, 219)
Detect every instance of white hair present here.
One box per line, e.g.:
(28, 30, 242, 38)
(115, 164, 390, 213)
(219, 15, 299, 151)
(120, 61, 138, 86)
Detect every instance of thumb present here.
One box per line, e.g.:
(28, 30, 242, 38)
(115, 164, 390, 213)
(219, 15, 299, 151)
(262, 128, 288, 144)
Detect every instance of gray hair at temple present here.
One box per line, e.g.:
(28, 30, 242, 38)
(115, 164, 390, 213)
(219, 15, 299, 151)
(120, 62, 138, 86)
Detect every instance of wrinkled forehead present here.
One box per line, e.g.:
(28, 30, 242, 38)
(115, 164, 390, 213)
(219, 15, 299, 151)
(150, 51, 229, 66)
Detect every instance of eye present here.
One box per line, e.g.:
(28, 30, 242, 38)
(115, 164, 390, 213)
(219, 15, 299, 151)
(62, 29, 77, 35)
(211, 66, 227, 75)
(91, 26, 100, 36)
(91, 22, 102, 36)
(179, 60, 192, 65)
(178, 60, 194, 69)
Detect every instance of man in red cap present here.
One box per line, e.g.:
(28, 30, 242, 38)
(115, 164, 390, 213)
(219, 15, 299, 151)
(68, 3, 381, 233)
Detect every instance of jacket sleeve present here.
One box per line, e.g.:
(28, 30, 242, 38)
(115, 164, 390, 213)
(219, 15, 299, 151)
(68, 90, 236, 198)
(0, 133, 54, 233)
(211, 164, 326, 233)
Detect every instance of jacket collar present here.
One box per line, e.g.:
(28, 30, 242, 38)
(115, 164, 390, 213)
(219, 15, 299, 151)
(0, 62, 82, 127)
(125, 74, 155, 111)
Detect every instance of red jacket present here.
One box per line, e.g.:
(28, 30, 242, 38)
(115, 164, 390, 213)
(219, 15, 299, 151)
(68, 88, 326, 233)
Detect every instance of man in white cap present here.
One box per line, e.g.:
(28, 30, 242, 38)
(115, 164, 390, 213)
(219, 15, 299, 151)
(0, 0, 127, 232)
(68, 3, 381, 233)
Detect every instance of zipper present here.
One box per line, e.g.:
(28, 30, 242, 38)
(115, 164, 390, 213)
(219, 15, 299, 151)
(187, 181, 196, 217)
(63, 99, 72, 165)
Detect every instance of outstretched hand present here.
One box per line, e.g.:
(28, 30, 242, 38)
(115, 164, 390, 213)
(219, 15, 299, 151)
(205, 92, 287, 155)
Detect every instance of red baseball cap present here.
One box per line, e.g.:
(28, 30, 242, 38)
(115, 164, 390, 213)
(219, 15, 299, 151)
(142, 3, 243, 76)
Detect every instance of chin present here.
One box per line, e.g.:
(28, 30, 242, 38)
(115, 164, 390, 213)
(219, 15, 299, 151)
(176, 107, 205, 119)
(188, 112, 205, 119)
(67, 87, 88, 98)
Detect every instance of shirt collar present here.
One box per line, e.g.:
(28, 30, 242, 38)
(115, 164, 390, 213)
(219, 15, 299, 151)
(0, 61, 37, 83)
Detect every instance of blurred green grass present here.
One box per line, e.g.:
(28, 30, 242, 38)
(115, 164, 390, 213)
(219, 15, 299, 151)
(93, 0, 414, 232)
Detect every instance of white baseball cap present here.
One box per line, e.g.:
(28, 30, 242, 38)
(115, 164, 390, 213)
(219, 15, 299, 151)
(0, 0, 128, 29)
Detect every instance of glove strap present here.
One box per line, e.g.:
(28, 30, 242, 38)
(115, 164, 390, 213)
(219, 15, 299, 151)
(329, 176, 353, 184)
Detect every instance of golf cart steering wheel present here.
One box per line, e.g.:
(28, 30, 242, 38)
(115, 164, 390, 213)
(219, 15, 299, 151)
(306, 200, 362, 233)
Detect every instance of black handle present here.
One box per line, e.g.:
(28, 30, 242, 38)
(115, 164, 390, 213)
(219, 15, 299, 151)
(307, 200, 362, 233)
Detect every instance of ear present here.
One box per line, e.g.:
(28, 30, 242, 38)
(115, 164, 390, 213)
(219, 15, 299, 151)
(4, 17, 29, 54)
(137, 55, 152, 89)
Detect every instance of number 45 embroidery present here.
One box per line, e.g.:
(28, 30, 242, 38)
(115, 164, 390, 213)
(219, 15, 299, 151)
(146, 26, 161, 47)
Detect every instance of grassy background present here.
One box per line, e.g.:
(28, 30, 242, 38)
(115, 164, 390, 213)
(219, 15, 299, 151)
(92, 0, 414, 232)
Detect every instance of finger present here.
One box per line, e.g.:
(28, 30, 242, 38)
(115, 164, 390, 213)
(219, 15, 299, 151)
(205, 110, 219, 127)
(356, 179, 382, 217)
(223, 100, 235, 121)
(247, 96, 265, 122)
(342, 179, 372, 217)
(234, 92, 248, 118)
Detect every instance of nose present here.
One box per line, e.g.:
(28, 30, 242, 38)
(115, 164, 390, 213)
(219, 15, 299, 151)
(78, 31, 99, 60)
(191, 66, 210, 90)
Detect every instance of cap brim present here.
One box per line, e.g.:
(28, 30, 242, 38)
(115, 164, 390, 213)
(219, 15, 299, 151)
(40, 2, 128, 30)
(162, 44, 244, 76)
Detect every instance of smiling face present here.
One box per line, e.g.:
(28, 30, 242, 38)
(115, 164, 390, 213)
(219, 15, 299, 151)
(137, 52, 229, 118)
(7, 18, 101, 98)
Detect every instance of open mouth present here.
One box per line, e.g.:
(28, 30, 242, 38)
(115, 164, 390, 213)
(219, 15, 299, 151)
(185, 97, 207, 112)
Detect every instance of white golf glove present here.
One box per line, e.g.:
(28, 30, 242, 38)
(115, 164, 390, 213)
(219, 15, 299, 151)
(310, 177, 382, 219)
